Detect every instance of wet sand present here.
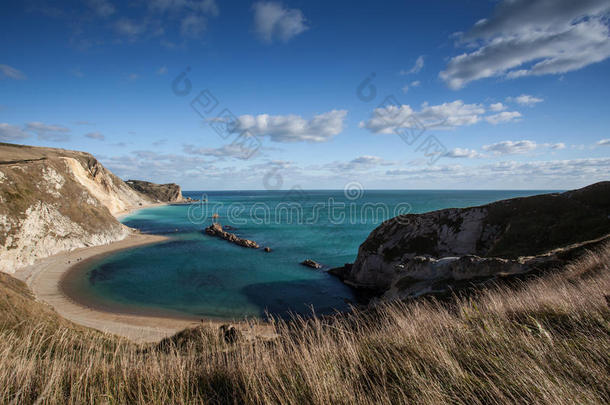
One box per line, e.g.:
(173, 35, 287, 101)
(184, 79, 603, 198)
(14, 233, 204, 343)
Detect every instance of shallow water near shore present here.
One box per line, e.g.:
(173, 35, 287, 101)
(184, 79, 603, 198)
(64, 190, 551, 320)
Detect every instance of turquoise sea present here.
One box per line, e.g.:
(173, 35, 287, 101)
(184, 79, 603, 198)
(63, 190, 552, 320)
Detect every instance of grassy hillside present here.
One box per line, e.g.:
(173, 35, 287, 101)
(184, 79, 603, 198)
(0, 244, 608, 404)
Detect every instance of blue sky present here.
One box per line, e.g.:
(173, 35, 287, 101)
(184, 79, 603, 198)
(1, 0, 609, 190)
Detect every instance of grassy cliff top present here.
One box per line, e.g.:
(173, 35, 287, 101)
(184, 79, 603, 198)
(0, 142, 93, 164)
(362, 181, 610, 261)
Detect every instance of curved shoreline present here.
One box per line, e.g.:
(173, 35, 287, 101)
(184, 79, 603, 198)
(14, 233, 204, 343)
(13, 202, 278, 344)
(59, 242, 246, 324)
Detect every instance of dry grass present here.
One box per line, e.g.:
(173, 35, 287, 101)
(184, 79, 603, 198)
(1, 245, 609, 404)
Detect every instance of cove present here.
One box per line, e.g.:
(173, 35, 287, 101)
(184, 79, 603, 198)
(62, 190, 548, 320)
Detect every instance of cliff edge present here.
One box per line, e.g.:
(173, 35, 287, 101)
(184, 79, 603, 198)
(333, 182, 610, 300)
(0, 143, 169, 273)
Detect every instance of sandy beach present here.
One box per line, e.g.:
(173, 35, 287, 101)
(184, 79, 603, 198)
(13, 232, 205, 343)
(12, 202, 278, 343)
(13, 203, 204, 343)
(114, 201, 177, 220)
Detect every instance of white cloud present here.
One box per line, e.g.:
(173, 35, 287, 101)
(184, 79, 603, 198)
(181, 14, 207, 38)
(385, 158, 610, 186)
(597, 139, 610, 146)
(148, 0, 218, 15)
(101, 150, 219, 184)
(402, 80, 421, 93)
(199, 0, 220, 16)
(550, 142, 566, 150)
(400, 56, 424, 75)
(360, 100, 485, 134)
(183, 144, 259, 159)
(0, 123, 30, 141)
(419, 101, 485, 127)
(25, 121, 70, 134)
(349, 155, 385, 166)
(85, 0, 115, 17)
(252, 2, 308, 43)
(489, 102, 507, 111)
(148, 0, 183, 12)
(482, 140, 537, 155)
(485, 111, 522, 124)
(440, 0, 610, 89)
(25, 122, 71, 142)
(324, 155, 392, 171)
(231, 110, 347, 142)
(114, 18, 147, 39)
(359, 104, 414, 134)
(506, 94, 544, 106)
(84, 131, 105, 140)
(0, 64, 26, 80)
(444, 148, 482, 158)
(141, 0, 219, 39)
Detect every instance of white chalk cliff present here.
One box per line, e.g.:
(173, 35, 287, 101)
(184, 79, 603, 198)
(331, 182, 610, 300)
(0, 143, 178, 274)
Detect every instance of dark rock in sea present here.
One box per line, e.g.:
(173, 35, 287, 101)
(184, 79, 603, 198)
(204, 223, 259, 249)
(338, 181, 610, 301)
(301, 259, 322, 269)
(219, 324, 241, 344)
(264, 247, 271, 252)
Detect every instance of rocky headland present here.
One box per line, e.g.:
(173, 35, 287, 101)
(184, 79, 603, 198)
(330, 182, 610, 301)
(204, 223, 260, 248)
(125, 179, 184, 203)
(0, 143, 182, 274)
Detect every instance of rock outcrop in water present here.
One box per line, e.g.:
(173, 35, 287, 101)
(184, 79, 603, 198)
(125, 180, 184, 203)
(0, 143, 179, 273)
(332, 182, 610, 300)
(301, 259, 322, 269)
(204, 223, 260, 248)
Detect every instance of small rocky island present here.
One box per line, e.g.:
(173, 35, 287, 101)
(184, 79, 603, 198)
(204, 223, 259, 249)
(301, 259, 322, 269)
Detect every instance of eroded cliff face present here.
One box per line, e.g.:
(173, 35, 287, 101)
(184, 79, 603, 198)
(0, 143, 154, 273)
(336, 182, 610, 300)
(125, 180, 184, 203)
